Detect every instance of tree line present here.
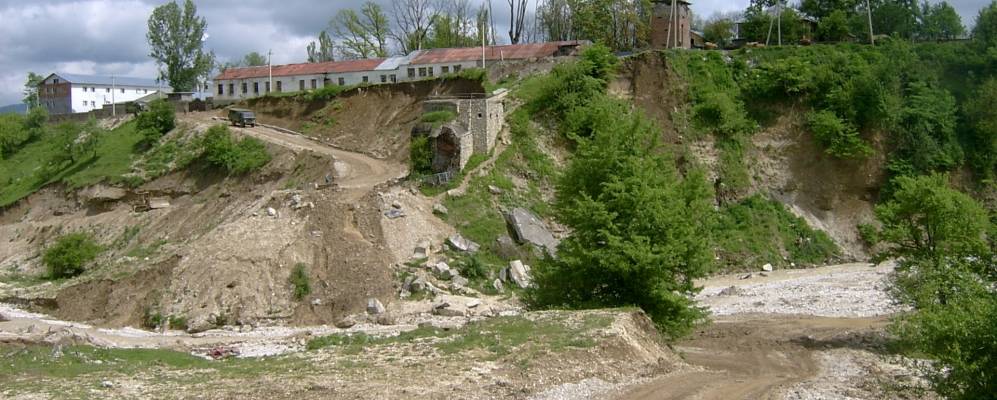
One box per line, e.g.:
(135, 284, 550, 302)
(704, 0, 971, 47)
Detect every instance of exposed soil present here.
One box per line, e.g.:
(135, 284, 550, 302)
(243, 78, 486, 163)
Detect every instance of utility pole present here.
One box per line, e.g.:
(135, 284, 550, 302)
(267, 49, 273, 93)
(482, 22, 487, 69)
(866, 0, 875, 45)
(777, 0, 782, 46)
(111, 75, 116, 117)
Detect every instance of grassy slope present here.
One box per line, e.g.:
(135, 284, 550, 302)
(0, 122, 143, 207)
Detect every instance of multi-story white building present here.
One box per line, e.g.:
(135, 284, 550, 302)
(213, 41, 586, 102)
(37, 73, 170, 115)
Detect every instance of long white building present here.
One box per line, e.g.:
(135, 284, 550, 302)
(37, 73, 170, 115)
(213, 41, 586, 102)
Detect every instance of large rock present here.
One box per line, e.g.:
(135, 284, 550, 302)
(431, 261, 451, 277)
(412, 240, 431, 259)
(505, 208, 558, 255)
(447, 234, 480, 253)
(494, 235, 522, 260)
(79, 185, 127, 203)
(366, 298, 386, 315)
(508, 260, 532, 289)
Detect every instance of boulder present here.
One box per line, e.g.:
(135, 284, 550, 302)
(266, 207, 277, 217)
(492, 279, 504, 292)
(508, 260, 532, 289)
(452, 275, 470, 287)
(412, 240, 430, 259)
(761, 263, 774, 272)
(488, 185, 503, 195)
(433, 301, 466, 317)
(79, 185, 127, 203)
(431, 262, 451, 277)
(499, 267, 509, 282)
(494, 235, 521, 260)
(384, 209, 405, 219)
(447, 234, 480, 253)
(410, 276, 428, 293)
(504, 208, 558, 255)
(433, 203, 449, 215)
(334, 315, 359, 329)
(366, 298, 386, 315)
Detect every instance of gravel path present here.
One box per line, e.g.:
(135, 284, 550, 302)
(696, 262, 899, 318)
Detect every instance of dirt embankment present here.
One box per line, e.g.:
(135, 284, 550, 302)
(0, 115, 450, 332)
(618, 52, 885, 260)
(242, 78, 486, 163)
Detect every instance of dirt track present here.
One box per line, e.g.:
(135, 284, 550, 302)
(185, 113, 407, 193)
(618, 316, 888, 400)
(615, 263, 901, 400)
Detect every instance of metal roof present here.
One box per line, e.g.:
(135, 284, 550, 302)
(51, 73, 163, 88)
(410, 41, 586, 64)
(215, 58, 385, 80)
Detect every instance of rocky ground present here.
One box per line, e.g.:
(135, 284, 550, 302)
(0, 262, 933, 400)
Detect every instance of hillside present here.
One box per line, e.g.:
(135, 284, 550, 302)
(1, 40, 995, 399)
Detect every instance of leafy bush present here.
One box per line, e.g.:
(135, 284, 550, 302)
(134, 99, 175, 144)
(43, 233, 103, 279)
(891, 81, 962, 176)
(974, 1, 997, 51)
(963, 78, 997, 178)
(304, 84, 346, 102)
(817, 10, 851, 41)
(692, 91, 757, 139)
(459, 255, 488, 280)
(409, 134, 432, 175)
(873, 174, 995, 399)
(289, 263, 311, 301)
(806, 110, 872, 158)
(201, 125, 271, 174)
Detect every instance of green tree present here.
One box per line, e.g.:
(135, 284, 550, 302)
(202, 125, 271, 174)
(873, 174, 995, 399)
(919, 1, 964, 40)
(242, 51, 267, 67)
(817, 9, 852, 41)
(0, 114, 29, 159)
(974, 0, 997, 50)
(964, 78, 997, 178)
(889, 81, 962, 176)
(870, 0, 920, 39)
(703, 17, 735, 48)
(22, 72, 43, 108)
(147, 0, 215, 91)
(800, 0, 858, 19)
(527, 110, 714, 336)
(332, 1, 391, 59)
(43, 233, 103, 279)
(307, 30, 336, 63)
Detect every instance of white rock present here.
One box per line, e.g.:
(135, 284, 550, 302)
(366, 298, 386, 315)
(509, 260, 532, 288)
(431, 262, 451, 276)
(452, 275, 469, 287)
(493, 279, 504, 292)
(762, 263, 774, 272)
(266, 207, 277, 217)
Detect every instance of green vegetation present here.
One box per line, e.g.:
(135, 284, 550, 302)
(288, 263, 311, 300)
(307, 313, 610, 358)
(0, 107, 46, 158)
(714, 196, 838, 270)
(134, 99, 176, 145)
(868, 174, 996, 400)
(806, 110, 872, 158)
(42, 233, 103, 279)
(420, 110, 457, 127)
(409, 134, 432, 175)
(202, 125, 272, 174)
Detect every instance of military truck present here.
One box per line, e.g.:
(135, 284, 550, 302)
(228, 108, 257, 128)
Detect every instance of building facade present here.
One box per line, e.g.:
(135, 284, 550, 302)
(651, 0, 692, 49)
(213, 41, 586, 102)
(37, 73, 168, 115)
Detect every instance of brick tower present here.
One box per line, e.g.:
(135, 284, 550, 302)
(651, 0, 692, 49)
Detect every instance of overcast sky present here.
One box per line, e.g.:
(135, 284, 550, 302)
(0, 0, 990, 105)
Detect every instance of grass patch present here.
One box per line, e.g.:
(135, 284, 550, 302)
(308, 313, 612, 359)
(714, 195, 839, 271)
(0, 121, 145, 206)
(288, 263, 311, 301)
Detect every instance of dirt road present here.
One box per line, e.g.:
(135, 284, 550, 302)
(185, 113, 406, 192)
(615, 263, 902, 400)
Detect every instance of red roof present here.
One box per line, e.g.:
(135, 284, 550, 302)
(215, 58, 384, 80)
(411, 41, 585, 64)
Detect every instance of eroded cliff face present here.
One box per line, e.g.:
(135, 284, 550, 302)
(616, 52, 886, 260)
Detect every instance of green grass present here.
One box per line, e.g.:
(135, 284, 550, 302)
(307, 313, 612, 359)
(0, 121, 145, 206)
(714, 195, 839, 271)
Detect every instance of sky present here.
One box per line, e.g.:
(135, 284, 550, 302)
(0, 0, 991, 105)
